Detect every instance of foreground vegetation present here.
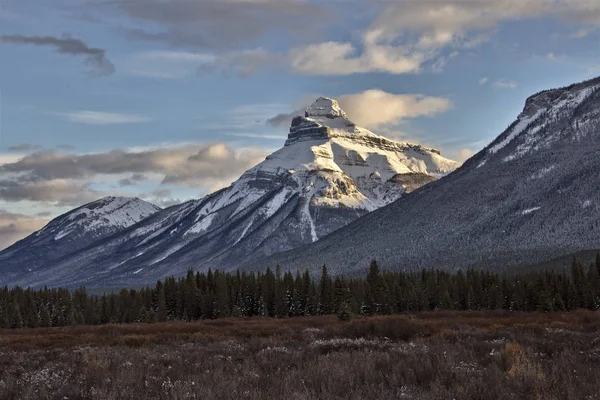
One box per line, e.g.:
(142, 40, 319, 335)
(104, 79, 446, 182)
(2, 255, 600, 328)
(1, 312, 599, 399)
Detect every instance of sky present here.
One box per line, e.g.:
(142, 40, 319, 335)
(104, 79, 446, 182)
(1, 0, 600, 249)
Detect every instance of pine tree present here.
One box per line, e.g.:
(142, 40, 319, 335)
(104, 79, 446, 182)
(10, 302, 23, 329)
(318, 265, 334, 315)
(157, 284, 167, 322)
(39, 305, 52, 327)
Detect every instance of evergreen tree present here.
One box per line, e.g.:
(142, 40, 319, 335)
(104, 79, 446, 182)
(318, 265, 334, 315)
(157, 284, 167, 322)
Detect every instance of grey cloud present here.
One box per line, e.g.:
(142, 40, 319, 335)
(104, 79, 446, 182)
(0, 35, 115, 75)
(0, 210, 52, 250)
(0, 178, 106, 206)
(118, 173, 148, 187)
(0, 143, 269, 203)
(266, 110, 303, 127)
(7, 143, 42, 152)
(110, 0, 331, 50)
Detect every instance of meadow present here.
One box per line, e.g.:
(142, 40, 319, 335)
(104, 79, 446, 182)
(1, 311, 599, 399)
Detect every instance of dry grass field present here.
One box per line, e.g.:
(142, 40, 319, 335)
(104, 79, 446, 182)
(1, 311, 600, 399)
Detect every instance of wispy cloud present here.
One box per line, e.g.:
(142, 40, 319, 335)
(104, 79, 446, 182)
(492, 79, 518, 89)
(7, 144, 43, 152)
(124, 50, 215, 78)
(0, 34, 115, 75)
(478, 77, 489, 85)
(53, 111, 151, 125)
(226, 133, 287, 140)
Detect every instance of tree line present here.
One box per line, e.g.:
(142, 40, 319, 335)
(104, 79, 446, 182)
(1, 254, 600, 328)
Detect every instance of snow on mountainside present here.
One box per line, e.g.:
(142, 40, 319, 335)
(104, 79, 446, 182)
(257, 77, 600, 275)
(3, 97, 458, 288)
(0, 197, 160, 284)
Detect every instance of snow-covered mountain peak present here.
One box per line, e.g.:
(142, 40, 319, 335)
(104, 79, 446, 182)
(305, 97, 347, 119)
(479, 77, 600, 166)
(36, 196, 161, 242)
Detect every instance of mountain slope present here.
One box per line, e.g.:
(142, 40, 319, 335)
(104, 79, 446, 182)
(256, 77, 600, 275)
(0, 196, 160, 285)
(7, 97, 458, 288)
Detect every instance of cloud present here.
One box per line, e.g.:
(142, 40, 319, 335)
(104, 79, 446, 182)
(196, 0, 600, 76)
(287, 40, 427, 75)
(478, 77, 489, 85)
(431, 51, 459, 73)
(53, 111, 151, 125)
(140, 189, 184, 208)
(544, 52, 567, 62)
(226, 133, 287, 140)
(0, 210, 52, 250)
(492, 79, 518, 89)
(0, 34, 115, 75)
(124, 51, 215, 78)
(0, 179, 106, 206)
(111, 0, 330, 50)
(454, 148, 475, 162)
(7, 144, 43, 152)
(266, 110, 303, 127)
(118, 173, 148, 187)
(569, 26, 599, 39)
(0, 143, 269, 204)
(337, 90, 452, 129)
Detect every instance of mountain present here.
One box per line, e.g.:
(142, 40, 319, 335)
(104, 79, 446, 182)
(4, 97, 458, 288)
(255, 77, 600, 275)
(0, 196, 160, 285)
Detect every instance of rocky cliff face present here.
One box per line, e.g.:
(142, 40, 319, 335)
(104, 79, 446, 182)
(1, 97, 457, 288)
(256, 77, 600, 275)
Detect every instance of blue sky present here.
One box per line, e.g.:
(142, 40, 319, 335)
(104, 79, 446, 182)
(1, 0, 599, 249)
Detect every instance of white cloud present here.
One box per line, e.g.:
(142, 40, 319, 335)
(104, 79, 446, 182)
(492, 79, 518, 89)
(544, 52, 567, 62)
(198, 0, 600, 76)
(337, 89, 452, 129)
(454, 148, 475, 162)
(55, 111, 151, 125)
(478, 77, 489, 85)
(569, 26, 599, 39)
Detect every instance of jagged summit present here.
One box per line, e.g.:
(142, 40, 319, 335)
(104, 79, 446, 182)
(305, 97, 347, 119)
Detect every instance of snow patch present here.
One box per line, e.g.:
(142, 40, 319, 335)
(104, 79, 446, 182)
(489, 109, 545, 155)
(186, 213, 217, 236)
(521, 207, 541, 215)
